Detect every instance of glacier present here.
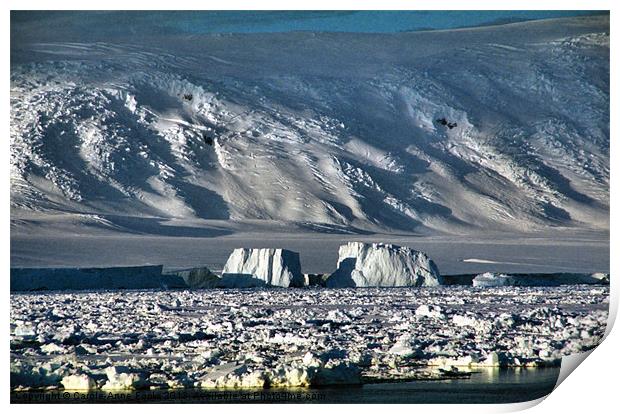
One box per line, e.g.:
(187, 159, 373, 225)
(10, 15, 609, 241)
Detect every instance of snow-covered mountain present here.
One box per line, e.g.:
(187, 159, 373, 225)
(10, 15, 609, 236)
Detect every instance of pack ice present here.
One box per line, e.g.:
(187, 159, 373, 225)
(10, 285, 609, 391)
(327, 242, 443, 287)
(221, 248, 304, 287)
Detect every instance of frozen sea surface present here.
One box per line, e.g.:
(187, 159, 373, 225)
(11, 286, 608, 396)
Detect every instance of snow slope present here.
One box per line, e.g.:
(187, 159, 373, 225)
(10, 15, 609, 236)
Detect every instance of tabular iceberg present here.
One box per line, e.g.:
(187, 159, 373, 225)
(326, 242, 443, 287)
(221, 248, 304, 287)
(473, 272, 610, 287)
(10, 265, 168, 291)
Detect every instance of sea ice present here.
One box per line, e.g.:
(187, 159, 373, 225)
(415, 304, 445, 319)
(102, 366, 147, 390)
(61, 374, 97, 391)
(40, 343, 66, 354)
(9, 285, 609, 391)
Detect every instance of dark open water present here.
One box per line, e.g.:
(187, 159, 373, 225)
(12, 367, 559, 404)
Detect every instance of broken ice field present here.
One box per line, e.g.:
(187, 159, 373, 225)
(11, 284, 608, 392)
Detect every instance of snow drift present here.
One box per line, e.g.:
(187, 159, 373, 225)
(221, 248, 304, 287)
(326, 242, 443, 287)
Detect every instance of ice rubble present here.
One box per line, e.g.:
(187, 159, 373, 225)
(198, 360, 360, 388)
(10, 285, 608, 391)
(102, 366, 147, 390)
(327, 242, 443, 287)
(473, 272, 610, 287)
(221, 248, 304, 287)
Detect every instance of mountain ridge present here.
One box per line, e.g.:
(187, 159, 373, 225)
(10, 15, 609, 236)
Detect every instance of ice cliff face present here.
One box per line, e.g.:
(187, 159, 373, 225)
(10, 265, 170, 291)
(327, 242, 442, 287)
(10, 16, 609, 235)
(221, 248, 304, 287)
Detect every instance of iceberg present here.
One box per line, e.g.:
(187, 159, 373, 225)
(165, 267, 221, 288)
(472, 272, 514, 287)
(11, 265, 228, 291)
(326, 242, 443, 287)
(221, 248, 304, 287)
(473, 272, 610, 287)
(10, 265, 168, 291)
